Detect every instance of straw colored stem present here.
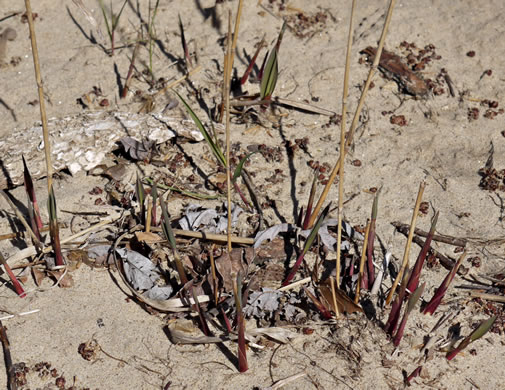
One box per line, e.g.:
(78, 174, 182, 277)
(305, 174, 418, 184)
(145, 195, 153, 233)
(355, 220, 371, 303)
(229, 0, 244, 70)
(329, 276, 340, 319)
(335, 0, 356, 288)
(24, 0, 53, 192)
(121, 36, 141, 98)
(307, 0, 397, 229)
(225, 12, 233, 254)
(386, 181, 425, 305)
(346, 0, 397, 148)
(277, 276, 311, 292)
(469, 291, 505, 304)
(172, 229, 254, 244)
(209, 244, 218, 305)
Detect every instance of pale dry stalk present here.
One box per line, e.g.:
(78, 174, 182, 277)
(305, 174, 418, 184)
(386, 181, 425, 305)
(335, 0, 357, 288)
(307, 0, 397, 229)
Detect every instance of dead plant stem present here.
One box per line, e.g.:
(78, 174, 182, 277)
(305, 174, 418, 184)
(24, 0, 53, 193)
(346, 0, 397, 147)
(307, 0, 397, 229)
(225, 12, 233, 253)
(355, 220, 371, 303)
(335, 0, 357, 288)
(386, 181, 425, 305)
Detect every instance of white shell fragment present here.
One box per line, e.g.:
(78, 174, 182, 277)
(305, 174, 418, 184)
(0, 110, 205, 188)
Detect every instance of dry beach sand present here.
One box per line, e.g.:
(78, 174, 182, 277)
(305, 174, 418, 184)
(1, 0, 505, 389)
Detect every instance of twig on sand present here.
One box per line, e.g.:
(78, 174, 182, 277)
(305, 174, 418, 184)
(391, 221, 467, 247)
(0, 320, 16, 390)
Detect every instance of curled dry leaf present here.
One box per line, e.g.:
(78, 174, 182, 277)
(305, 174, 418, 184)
(135, 231, 163, 245)
(215, 247, 255, 292)
(319, 279, 364, 314)
(32, 267, 46, 286)
(47, 270, 74, 288)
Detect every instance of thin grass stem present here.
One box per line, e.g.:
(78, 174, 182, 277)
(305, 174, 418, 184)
(307, 0, 397, 228)
(335, 0, 357, 288)
(386, 181, 425, 305)
(225, 12, 233, 254)
(24, 0, 53, 192)
(355, 220, 371, 303)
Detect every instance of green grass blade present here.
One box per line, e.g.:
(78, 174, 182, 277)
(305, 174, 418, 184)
(97, 0, 112, 39)
(470, 315, 497, 342)
(260, 21, 286, 100)
(159, 195, 177, 250)
(113, 0, 128, 30)
(175, 91, 226, 167)
(232, 152, 256, 184)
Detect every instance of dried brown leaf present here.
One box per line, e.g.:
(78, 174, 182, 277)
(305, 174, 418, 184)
(319, 279, 364, 314)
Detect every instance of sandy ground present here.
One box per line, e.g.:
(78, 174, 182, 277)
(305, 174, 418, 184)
(1, 0, 505, 389)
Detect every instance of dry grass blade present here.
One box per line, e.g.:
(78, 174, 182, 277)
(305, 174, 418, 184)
(345, 0, 397, 148)
(24, 0, 53, 193)
(121, 34, 141, 98)
(386, 181, 425, 305)
(225, 12, 233, 254)
(335, 0, 357, 289)
(355, 220, 371, 303)
(72, 0, 104, 42)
